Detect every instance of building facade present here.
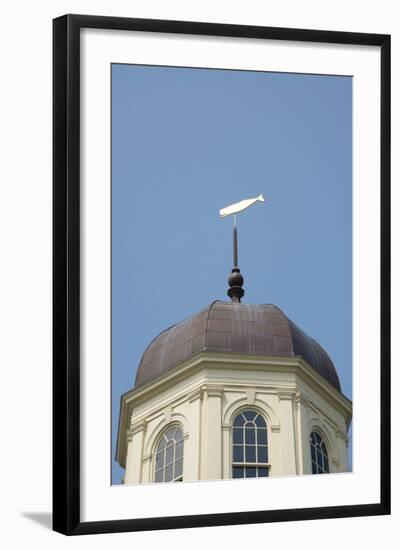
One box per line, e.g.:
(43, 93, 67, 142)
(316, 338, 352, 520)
(116, 301, 352, 483)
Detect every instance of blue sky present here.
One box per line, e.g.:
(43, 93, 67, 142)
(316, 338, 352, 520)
(111, 64, 352, 484)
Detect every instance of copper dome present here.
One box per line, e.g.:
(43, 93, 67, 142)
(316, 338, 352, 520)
(134, 301, 341, 391)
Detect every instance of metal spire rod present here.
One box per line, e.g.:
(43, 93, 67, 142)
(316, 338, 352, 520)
(233, 217, 238, 268)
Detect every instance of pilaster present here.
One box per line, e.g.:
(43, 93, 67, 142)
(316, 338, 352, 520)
(278, 391, 298, 475)
(295, 392, 312, 475)
(184, 388, 204, 481)
(124, 420, 147, 484)
(202, 385, 224, 480)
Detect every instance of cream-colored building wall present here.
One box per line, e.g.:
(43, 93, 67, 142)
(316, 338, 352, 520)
(118, 353, 351, 484)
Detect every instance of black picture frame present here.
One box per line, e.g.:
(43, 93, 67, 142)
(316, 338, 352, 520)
(53, 14, 391, 535)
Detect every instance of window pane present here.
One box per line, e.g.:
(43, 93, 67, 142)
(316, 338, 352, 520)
(310, 432, 317, 444)
(233, 414, 245, 427)
(175, 428, 183, 442)
(175, 458, 183, 477)
(233, 445, 243, 462)
(255, 415, 266, 428)
(257, 429, 267, 445)
(258, 467, 268, 477)
(233, 467, 244, 478)
(155, 451, 164, 470)
(314, 432, 322, 444)
(176, 440, 183, 459)
(245, 467, 257, 478)
(245, 427, 255, 444)
(312, 461, 317, 474)
(310, 445, 316, 463)
(323, 454, 329, 473)
(233, 427, 243, 444)
(164, 464, 173, 482)
(245, 445, 256, 463)
(164, 428, 175, 440)
(157, 437, 166, 452)
(257, 446, 268, 463)
(165, 443, 174, 465)
(317, 450, 323, 467)
(155, 469, 163, 482)
(243, 410, 257, 422)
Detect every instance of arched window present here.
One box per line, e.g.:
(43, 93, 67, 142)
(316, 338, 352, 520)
(154, 425, 184, 482)
(310, 431, 329, 474)
(232, 409, 269, 478)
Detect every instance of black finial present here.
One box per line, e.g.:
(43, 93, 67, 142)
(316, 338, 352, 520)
(227, 224, 244, 302)
(228, 267, 244, 302)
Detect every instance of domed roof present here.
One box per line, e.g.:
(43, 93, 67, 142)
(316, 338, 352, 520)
(135, 301, 341, 391)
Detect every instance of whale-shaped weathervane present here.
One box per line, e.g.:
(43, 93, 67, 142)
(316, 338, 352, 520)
(219, 193, 265, 218)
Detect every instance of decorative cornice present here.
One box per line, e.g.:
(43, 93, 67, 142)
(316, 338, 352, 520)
(295, 391, 309, 408)
(203, 384, 224, 398)
(126, 428, 134, 443)
(307, 401, 320, 416)
(188, 387, 205, 403)
(277, 390, 296, 401)
(128, 419, 147, 440)
(121, 351, 351, 420)
(122, 352, 301, 405)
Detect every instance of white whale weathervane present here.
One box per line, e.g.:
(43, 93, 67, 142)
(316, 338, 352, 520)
(219, 194, 265, 218)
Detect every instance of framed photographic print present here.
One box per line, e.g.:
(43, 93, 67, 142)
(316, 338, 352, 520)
(53, 14, 390, 535)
